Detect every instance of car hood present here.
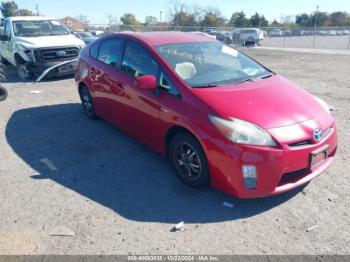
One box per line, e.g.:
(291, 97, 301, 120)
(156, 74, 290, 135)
(192, 75, 323, 129)
(15, 34, 85, 48)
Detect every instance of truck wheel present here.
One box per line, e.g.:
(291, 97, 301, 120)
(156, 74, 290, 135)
(0, 86, 7, 101)
(17, 63, 33, 80)
(0, 54, 10, 65)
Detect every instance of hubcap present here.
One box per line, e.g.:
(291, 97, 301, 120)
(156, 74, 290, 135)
(174, 142, 201, 180)
(82, 92, 92, 111)
(18, 64, 29, 79)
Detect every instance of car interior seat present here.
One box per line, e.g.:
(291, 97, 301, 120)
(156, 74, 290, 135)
(175, 62, 197, 80)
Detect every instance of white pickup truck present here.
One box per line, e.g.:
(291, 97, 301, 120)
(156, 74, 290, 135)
(0, 16, 85, 80)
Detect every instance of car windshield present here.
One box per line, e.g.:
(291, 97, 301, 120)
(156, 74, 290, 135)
(13, 20, 70, 37)
(156, 42, 272, 87)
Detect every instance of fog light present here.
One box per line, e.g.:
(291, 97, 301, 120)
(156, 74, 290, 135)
(242, 165, 257, 189)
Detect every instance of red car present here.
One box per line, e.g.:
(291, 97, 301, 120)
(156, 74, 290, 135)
(75, 32, 337, 198)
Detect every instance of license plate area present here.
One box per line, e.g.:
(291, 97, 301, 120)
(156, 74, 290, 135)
(309, 145, 329, 168)
(58, 62, 77, 73)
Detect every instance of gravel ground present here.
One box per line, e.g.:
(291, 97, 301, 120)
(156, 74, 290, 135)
(0, 48, 349, 255)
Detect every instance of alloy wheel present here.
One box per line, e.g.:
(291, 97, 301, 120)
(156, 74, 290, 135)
(174, 142, 202, 181)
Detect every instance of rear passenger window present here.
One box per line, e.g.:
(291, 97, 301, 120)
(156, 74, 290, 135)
(121, 40, 158, 78)
(97, 38, 123, 66)
(89, 42, 99, 59)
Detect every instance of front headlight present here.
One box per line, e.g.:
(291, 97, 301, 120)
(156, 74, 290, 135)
(314, 96, 330, 114)
(15, 43, 30, 52)
(209, 115, 276, 146)
(14, 44, 35, 61)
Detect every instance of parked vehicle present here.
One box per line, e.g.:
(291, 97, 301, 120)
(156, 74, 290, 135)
(89, 30, 104, 36)
(269, 29, 283, 37)
(291, 28, 302, 36)
(0, 63, 6, 101)
(75, 32, 337, 198)
(0, 16, 85, 80)
(73, 31, 97, 44)
(233, 28, 264, 44)
(191, 31, 216, 39)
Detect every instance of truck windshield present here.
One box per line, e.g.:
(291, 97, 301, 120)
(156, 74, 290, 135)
(156, 42, 272, 88)
(13, 20, 70, 37)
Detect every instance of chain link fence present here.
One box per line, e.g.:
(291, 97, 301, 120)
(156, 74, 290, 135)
(87, 24, 350, 50)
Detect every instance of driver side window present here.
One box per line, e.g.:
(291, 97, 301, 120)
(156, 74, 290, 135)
(4, 21, 11, 37)
(121, 40, 158, 78)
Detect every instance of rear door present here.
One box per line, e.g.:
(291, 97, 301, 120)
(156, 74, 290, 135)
(89, 36, 130, 129)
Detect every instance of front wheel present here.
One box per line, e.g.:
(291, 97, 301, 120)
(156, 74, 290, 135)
(169, 133, 210, 188)
(17, 63, 33, 80)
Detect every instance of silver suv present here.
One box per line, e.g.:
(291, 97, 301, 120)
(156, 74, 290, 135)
(233, 28, 264, 44)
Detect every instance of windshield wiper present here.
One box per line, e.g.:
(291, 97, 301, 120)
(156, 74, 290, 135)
(233, 73, 274, 85)
(256, 73, 273, 79)
(232, 78, 254, 85)
(191, 84, 218, 88)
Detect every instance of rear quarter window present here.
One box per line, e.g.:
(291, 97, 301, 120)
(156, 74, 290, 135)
(89, 42, 99, 59)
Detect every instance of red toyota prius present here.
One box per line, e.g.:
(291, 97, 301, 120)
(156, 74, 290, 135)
(75, 32, 337, 198)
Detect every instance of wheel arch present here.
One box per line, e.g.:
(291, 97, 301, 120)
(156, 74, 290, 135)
(163, 125, 206, 156)
(14, 52, 25, 66)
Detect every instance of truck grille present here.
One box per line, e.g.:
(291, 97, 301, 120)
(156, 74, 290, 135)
(35, 47, 79, 62)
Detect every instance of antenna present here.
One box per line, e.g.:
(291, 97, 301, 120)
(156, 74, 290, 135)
(35, 4, 39, 16)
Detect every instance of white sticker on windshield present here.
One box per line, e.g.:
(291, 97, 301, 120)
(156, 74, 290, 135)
(221, 45, 238, 57)
(51, 20, 61, 26)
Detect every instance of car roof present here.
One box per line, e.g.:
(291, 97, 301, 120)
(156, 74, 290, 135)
(111, 31, 217, 46)
(7, 16, 57, 21)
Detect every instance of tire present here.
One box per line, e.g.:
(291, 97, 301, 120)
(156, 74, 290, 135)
(17, 63, 33, 80)
(0, 86, 7, 101)
(0, 54, 10, 65)
(79, 85, 98, 120)
(169, 132, 210, 188)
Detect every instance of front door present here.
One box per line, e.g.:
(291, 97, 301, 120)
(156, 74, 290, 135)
(119, 40, 162, 149)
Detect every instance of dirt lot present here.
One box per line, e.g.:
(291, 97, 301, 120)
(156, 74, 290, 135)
(0, 48, 349, 255)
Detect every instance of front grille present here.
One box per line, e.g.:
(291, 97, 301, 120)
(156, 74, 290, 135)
(278, 168, 310, 186)
(288, 139, 312, 147)
(35, 47, 79, 62)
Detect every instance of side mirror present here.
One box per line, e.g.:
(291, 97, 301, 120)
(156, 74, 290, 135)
(0, 35, 8, 41)
(135, 75, 157, 91)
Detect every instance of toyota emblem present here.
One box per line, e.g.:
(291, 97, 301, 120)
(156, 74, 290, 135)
(313, 128, 323, 141)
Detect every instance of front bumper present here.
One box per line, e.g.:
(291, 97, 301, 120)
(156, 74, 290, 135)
(204, 117, 338, 198)
(31, 60, 78, 77)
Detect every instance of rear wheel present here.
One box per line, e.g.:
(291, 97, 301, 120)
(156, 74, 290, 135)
(0, 86, 7, 101)
(79, 85, 98, 120)
(169, 132, 210, 188)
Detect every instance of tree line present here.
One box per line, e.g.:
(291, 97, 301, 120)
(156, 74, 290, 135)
(1, 0, 350, 28)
